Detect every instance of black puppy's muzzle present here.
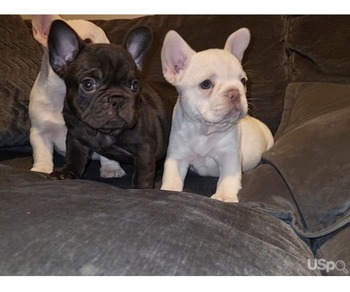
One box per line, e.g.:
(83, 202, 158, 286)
(108, 95, 125, 108)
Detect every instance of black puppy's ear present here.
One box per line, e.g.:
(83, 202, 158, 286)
(48, 19, 84, 77)
(124, 26, 152, 70)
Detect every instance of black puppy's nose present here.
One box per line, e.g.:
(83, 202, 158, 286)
(108, 96, 125, 108)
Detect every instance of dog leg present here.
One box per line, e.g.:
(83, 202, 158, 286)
(132, 148, 158, 189)
(161, 157, 189, 192)
(211, 151, 242, 203)
(211, 174, 241, 203)
(30, 128, 54, 173)
(49, 134, 90, 180)
(99, 156, 126, 178)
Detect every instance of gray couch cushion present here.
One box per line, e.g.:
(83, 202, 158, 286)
(0, 163, 317, 276)
(313, 226, 350, 276)
(240, 82, 350, 238)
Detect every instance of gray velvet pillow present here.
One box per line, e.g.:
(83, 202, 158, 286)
(274, 82, 350, 140)
(0, 15, 41, 147)
(240, 82, 350, 238)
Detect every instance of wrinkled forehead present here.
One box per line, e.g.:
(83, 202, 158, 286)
(66, 19, 109, 44)
(186, 49, 245, 81)
(68, 44, 137, 82)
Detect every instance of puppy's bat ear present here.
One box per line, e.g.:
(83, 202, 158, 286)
(125, 26, 152, 70)
(31, 15, 63, 47)
(48, 20, 83, 77)
(224, 28, 250, 63)
(161, 30, 195, 86)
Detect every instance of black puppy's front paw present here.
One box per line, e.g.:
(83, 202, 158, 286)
(48, 169, 77, 180)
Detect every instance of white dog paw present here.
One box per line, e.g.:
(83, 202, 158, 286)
(31, 165, 53, 174)
(100, 163, 126, 178)
(211, 193, 239, 203)
(160, 181, 183, 192)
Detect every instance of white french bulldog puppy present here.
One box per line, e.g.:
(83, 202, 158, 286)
(160, 28, 274, 203)
(29, 15, 126, 178)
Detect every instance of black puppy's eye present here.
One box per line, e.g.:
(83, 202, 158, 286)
(131, 79, 139, 92)
(81, 78, 96, 92)
(241, 77, 247, 86)
(200, 79, 213, 90)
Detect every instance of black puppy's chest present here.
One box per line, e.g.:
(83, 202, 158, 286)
(95, 131, 134, 161)
(66, 112, 134, 161)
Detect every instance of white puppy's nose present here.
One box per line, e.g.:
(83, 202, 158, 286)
(227, 89, 240, 103)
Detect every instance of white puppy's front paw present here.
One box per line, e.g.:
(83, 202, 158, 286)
(31, 164, 53, 174)
(211, 192, 239, 203)
(160, 182, 183, 192)
(100, 162, 126, 178)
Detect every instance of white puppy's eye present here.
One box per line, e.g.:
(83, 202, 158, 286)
(200, 79, 213, 90)
(81, 78, 97, 92)
(241, 77, 247, 86)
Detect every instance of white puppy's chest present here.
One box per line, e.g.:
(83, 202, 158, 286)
(188, 131, 228, 158)
(171, 109, 239, 160)
(190, 136, 213, 158)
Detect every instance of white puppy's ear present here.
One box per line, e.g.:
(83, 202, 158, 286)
(224, 28, 250, 62)
(48, 20, 83, 77)
(161, 30, 195, 85)
(125, 26, 152, 70)
(31, 15, 63, 47)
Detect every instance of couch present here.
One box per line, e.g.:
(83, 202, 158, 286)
(0, 15, 349, 276)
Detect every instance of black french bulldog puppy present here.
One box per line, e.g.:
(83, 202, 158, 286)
(47, 20, 175, 189)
